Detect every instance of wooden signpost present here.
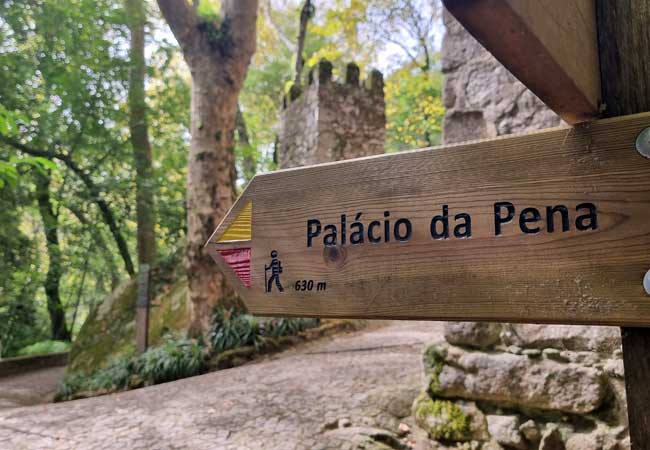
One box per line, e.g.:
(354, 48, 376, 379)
(207, 112, 650, 326)
(207, 0, 650, 446)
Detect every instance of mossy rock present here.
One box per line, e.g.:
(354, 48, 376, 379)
(68, 280, 138, 374)
(148, 278, 189, 346)
(412, 392, 470, 442)
(68, 278, 189, 374)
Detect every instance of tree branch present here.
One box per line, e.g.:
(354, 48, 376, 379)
(222, 0, 258, 63)
(0, 134, 136, 277)
(294, 0, 313, 86)
(66, 203, 120, 287)
(157, 0, 201, 53)
(262, 0, 296, 52)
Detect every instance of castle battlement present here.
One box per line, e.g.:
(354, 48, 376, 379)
(278, 59, 386, 169)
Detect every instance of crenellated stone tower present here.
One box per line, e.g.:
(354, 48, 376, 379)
(278, 60, 386, 169)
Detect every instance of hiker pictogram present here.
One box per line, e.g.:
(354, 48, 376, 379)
(265, 250, 284, 293)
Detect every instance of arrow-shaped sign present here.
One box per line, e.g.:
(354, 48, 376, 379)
(207, 112, 650, 327)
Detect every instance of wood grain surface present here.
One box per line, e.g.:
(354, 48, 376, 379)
(443, 0, 601, 124)
(596, 2, 650, 447)
(207, 112, 650, 326)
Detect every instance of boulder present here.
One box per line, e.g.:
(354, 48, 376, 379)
(519, 420, 541, 443)
(443, 322, 502, 350)
(481, 442, 505, 450)
(540, 426, 565, 450)
(486, 415, 526, 449)
(413, 393, 478, 442)
(429, 343, 606, 414)
(412, 393, 492, 444)
(565, 426, 628, 450)
(68, 278, 189, 374)
(319, 426, 403, 450)
(501, 325, 621, 353)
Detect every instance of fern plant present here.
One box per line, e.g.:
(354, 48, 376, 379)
(135, 333, 206, 384)
(210, 307, 264, 353)
(55, 333, 206, 401)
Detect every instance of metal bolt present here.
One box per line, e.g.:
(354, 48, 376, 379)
(636, 127, 650, 158)
(644, 270, 650, 295)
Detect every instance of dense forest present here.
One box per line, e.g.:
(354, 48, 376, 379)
(0, 0, 444, 357)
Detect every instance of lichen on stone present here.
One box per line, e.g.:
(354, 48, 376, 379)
(422, 344, 445, 396)
(412, 392, 469, 441)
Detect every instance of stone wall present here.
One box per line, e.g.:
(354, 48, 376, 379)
(411, 11, 629, 450)
(441, 11, 560, 143)
(278, 60, 386, 169)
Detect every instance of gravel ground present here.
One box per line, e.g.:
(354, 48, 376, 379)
(0, 320, 445, 450)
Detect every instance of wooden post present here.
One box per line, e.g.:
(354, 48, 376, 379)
(597, 1, 650, 448)
(135, 264, 150, 354)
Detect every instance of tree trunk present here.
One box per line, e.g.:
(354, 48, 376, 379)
(126, 0, 156, 267)
(186, 68, 239, 333)
(294, 0, 313, 86)
(127, 0, 155, 352)
(36, 173, 71, 341)
(157, 0, 258, 335)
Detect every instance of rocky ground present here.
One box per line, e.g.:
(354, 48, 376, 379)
(0, 366, 66, 410)
(0, 320, 448, 450)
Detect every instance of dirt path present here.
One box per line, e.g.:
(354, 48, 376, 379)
(0, 366, 66, 410)
(0, 321, 444, 450)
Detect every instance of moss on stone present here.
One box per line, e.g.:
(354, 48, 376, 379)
(148, 279, 189, 346)
(412, 392, 469, 441)
(68, 278, 189, 374)
(422, 344, 445, 395)
(68, 280, 138, 374)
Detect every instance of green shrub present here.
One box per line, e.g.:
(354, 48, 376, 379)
(55, 333, 205, 401)
(413, 393, 469, 441)
(56, 312, 321, 402)
(210, 307, 320, 353)
(55, 372, 88, 401)
(17, 340, 71, 357)
(262, 318, 320, 337)
(88, 357, 134, 390)
(210, 307, 263, 353)
(135, 333, 205, 384)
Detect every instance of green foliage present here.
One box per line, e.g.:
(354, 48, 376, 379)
(16, 339, 70, 356)
(263, 317, 320, 338)
(423, 344, 445, 395)
(1, 0, 447, 358)
(55, 372, 88, 400)
(413, 393, 469, 441)
(196, 0, 220, 22)
(385, 66, 444, 151)
(210, 307, 263, 352)
(135, 333, 205, 384)
(0, 0, 192, 351)
(56, 332, 205, 401)
(210, 307, 320, 353)
(86, 356, 134, 391)
(56, 358, 132, 401)
(0, 180, 44, 357)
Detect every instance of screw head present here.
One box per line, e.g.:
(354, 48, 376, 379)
(644, 270, 650, 295)
(636, 127, 650, 158)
